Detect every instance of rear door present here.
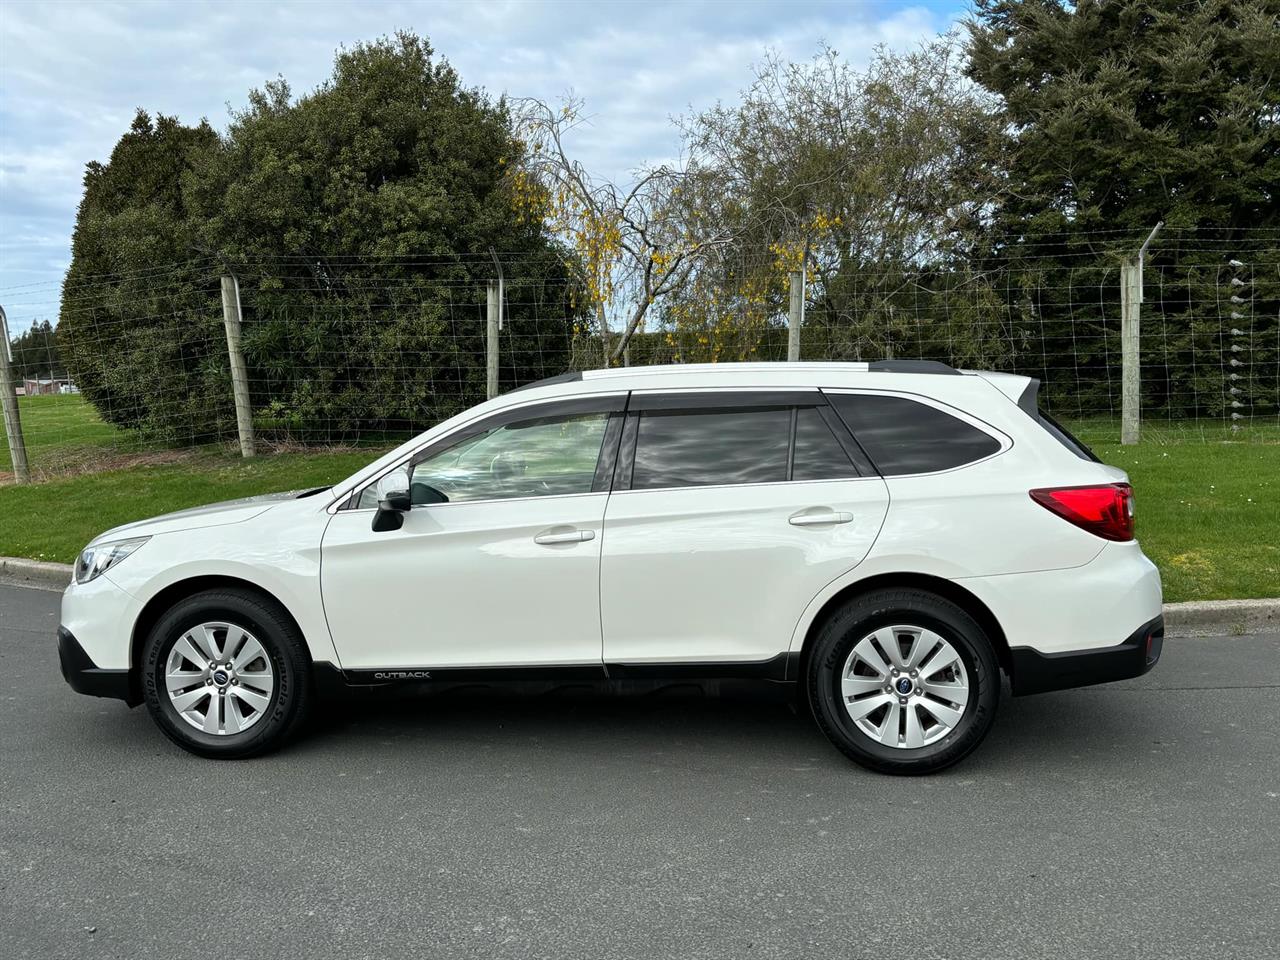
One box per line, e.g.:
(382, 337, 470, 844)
(599, 390, 890, 669)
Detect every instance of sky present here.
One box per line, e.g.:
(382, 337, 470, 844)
(0, 0, 966, 335)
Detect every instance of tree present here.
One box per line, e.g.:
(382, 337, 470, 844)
(59, 33, 577, 444)
(509, 97, 736, 365)
(676, 37, 1010, 364)
(187, 32, 579, 440)
(58, 111, 224, 440)
(7, 320, 63, 381)
(966, 0, 1280, 416)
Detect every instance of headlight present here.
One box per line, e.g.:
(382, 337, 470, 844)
(75, 537, 150, 584)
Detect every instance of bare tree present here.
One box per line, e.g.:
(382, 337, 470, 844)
(509, 97, 737, 364)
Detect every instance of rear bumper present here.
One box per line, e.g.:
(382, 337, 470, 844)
(58, 626, 139, 706)
(1010, 615, 1164, 696)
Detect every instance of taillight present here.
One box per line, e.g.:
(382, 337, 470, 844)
(1029, 483, 1135, 541)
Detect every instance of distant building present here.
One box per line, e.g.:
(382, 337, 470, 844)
(22, 377, 73, 396)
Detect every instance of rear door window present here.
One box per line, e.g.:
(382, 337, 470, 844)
(630, 408, 791, 490)
(828, 394, 1001, 476)
(791, 407, 858, 481)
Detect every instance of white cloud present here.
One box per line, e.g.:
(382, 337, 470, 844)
(0, 0, 963, 331)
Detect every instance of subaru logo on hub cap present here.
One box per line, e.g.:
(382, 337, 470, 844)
(895, 678, 913, 695)
(213, 670, 229, 686)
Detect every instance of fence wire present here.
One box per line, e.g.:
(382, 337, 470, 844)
(2, 239, 1277, 481)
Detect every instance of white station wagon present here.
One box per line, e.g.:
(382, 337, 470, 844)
(59, 361, 1164, 774)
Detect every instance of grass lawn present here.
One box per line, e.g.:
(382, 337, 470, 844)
(0, 395, 377, 562)
(0, 396, 1276, 602)
(0, 393, 126, 474)
(1072, 421, 1278, 605)
(0, 448, 374, 563)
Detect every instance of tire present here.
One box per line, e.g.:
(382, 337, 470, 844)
(141, 588, 313, 759)
(806, 588, 999, 775)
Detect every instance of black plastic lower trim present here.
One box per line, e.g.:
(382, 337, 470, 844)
(1010, 615, 1164, 697)
(329, 654, 799, 687)
(57, 626, 140, 706)
(340, 664, 607, 685)
(607, 653, 793, 681)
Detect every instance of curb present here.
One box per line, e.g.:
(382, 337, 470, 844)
(1162, 598, 1280, 636)
(0, 555, 1277, 634)
(0, 557, 72, 589)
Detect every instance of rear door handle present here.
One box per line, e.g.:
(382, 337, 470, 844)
(789, 511, 854, 526)
(534, 528, 596, 545)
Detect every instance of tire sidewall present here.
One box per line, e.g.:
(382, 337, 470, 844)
(809, 592, 998, 773)
(142, 593, 304, 758)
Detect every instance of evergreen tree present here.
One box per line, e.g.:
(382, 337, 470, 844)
(966, 0, 1279, 417)
(59, 111, 223, 438)
(59, 32, 576, 444)
(8, 320, 64, 381)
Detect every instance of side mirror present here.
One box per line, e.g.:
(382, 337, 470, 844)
(371, 489, 411, 532)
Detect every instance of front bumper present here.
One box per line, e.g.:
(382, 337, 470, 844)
(1010, 615, 1164, 696)
(58, 626, 139, 706)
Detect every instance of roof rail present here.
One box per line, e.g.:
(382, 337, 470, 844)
(867, 360, 959, 375)
(507, 370, 584, 393)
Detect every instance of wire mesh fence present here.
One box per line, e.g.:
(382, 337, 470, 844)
(2, 236, 1278, 482)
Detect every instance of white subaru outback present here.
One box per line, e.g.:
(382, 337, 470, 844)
(58, 361, 1163, 774)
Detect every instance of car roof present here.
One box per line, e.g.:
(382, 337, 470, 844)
(509, 360, 976, 399)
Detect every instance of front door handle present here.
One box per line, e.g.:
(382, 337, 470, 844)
(789, 511, 854, 526)
(534, 528, 596, 545)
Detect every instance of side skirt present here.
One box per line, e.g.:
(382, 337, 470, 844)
(316, 653, 800, 689)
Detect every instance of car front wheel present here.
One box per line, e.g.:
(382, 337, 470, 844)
(806, 588, 1000, 775)
(141, 588, 313, 759)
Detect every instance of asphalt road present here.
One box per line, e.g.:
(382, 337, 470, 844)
(2, 579, 1278, 960)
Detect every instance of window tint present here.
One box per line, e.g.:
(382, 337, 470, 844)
(829, 394, 1001, 475)
(353, 412, 609, 507)
(791, 407, 857, 481)
(631, 408, 790, 490)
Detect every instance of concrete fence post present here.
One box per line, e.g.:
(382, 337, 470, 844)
(0, 306, 31, 483)
(486, 280, 500, 400)
(219, 275, 256, 458)
(1120, 223, 1162, 446)
(1120, 257, 1141, 445)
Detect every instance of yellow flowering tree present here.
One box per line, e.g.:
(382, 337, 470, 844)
(510, 97, 736, 366)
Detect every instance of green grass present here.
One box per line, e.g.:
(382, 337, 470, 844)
(0, 394, 378, 562)
(1061, 419, 1279, 605)
(0, 449, 373, 563)
(0, 394, 127, 474)
(1, 397, 1276, 602)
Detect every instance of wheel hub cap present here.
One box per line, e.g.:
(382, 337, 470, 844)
(164, 622, 275, 736)
(838, 624, 970, 750)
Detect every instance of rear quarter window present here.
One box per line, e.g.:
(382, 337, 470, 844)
(828, 394, 1002, 476)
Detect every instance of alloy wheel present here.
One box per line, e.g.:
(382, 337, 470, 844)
(164, 622, 275, 736)
(839, 624, 970, 749)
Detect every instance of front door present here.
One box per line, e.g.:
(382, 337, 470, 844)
(321, 396, 624, 671)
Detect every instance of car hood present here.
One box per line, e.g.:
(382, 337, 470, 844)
(90, 489, 318, 545)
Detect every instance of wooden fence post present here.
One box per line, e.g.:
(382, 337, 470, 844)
(219, 275, 256, 458)
(0, 306, 31, 483)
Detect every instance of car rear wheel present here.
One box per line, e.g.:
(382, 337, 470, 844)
(806, 588, 1000, 775)
(141, 588, 312, 759)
